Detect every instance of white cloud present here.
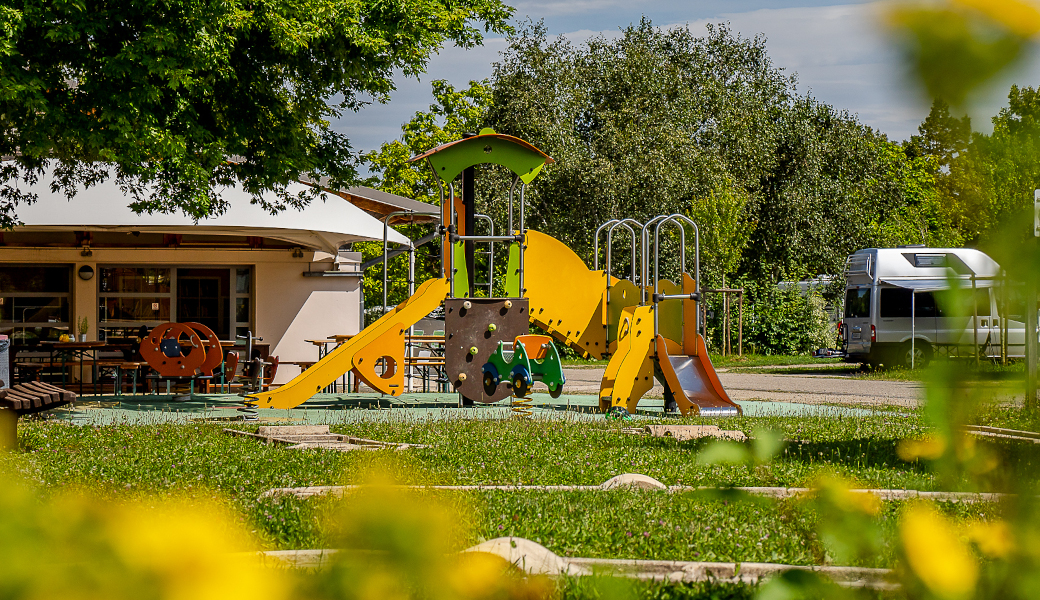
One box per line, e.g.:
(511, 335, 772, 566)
(333, 2, 1040, 159)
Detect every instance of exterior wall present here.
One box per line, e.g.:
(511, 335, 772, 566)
(0, 246, 361, 384)
(254, 261, 360, 383)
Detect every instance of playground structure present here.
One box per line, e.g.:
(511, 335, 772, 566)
(246, 130, 739, 417)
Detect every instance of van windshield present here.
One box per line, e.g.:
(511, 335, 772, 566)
(844, 288, 871, 318)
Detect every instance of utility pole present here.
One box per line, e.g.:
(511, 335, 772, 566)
(1027, 190, 1040, 411)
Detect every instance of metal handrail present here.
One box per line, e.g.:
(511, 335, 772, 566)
(605, 220, 639, 307)
(593, 219, 620, 271)
(382, 210, 441, 314)
(651, 214, 700, 337)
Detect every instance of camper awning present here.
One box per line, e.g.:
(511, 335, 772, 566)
(10, 167, 410, 254)
(879, 278, 976, 292)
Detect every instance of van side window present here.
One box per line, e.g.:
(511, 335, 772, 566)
(880, 288, 937, 318)
(976, 288, 991, 317)
(880, 288, 911, 318)
(844, 288, 871, 318)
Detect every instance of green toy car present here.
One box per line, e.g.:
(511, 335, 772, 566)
(481, 334, 566, 398)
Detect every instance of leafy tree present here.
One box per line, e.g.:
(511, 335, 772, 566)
(359, 79, 493, 315)
(363, 79, 493, 204)
(0, 0, 511, 226)
(483, 20, 939, 284)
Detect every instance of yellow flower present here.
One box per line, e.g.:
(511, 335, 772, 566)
(108, 499, 288, 600)
(897, 435, 946, 461)
(967, 520, 1015, 559)
(954, 0, 1040, 38)
(900, 503, 978, 600)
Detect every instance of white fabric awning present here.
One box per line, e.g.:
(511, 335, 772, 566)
(879, 278, 978, 292)
(8, 167, 410, 254)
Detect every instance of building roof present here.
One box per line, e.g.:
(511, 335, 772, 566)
(304, 179, 439, 225)
(9, 168, 410, 254)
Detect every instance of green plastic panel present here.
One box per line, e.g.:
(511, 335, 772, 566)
(452, 241, 470, 297)
(505, 242, 521, 297)
(419, 133, 550, 185)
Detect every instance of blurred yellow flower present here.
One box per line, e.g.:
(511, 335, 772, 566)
(109, 499, 289, 600)
(967, 520, 1015, 559)
(897, 435, 946, 461)
(900, 503, 978, 600)
(954, 0, 1040, 38)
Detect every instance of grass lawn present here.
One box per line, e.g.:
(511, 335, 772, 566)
(4, 404, 1037, 599)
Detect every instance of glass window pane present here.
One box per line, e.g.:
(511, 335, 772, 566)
(236, 298, 250, 322)
(0, 266, 70, 293)
(1, 296, 70, 323)
(843, 288, 871, 318)
(100, 297, 170, 322)
(236, 268, 250, 294)
(880, 288, 912, 318)
(99, 268, 171, 293)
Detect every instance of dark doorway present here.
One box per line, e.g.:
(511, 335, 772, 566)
(177, 268, 230, 339)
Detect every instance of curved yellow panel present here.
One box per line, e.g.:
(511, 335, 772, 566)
(522, 230, 611, 359)
(600, 305, 655, 413)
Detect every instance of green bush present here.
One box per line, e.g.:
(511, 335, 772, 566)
(736, 282, 833, 355)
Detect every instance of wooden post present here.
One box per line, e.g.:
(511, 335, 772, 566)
(0, 408, 15, 451)
(723, 292, 730, 356)
(738, 290, 744, 357)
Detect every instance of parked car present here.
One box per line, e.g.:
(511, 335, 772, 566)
(841, 247, 1025, 367)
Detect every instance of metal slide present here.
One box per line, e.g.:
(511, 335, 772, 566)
(655, 334, 741, 417)
(247, 277, 449, 410)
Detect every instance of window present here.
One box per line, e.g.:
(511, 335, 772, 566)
(0, 265, 71, 343)
(98, 267, 173, 339)
(914, 254, 947, 267)
(880, 287, 940, 318)
(844, 288, 871, 318)
(98, 266, 252, 340)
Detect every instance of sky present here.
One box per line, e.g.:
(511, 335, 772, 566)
(333, 1, 1040, 158)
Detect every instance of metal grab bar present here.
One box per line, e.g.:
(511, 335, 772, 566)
(593, 219, 620, 271)
(382, 210, 441, 315)
(608, 219, 641, 283)
(651, 214, 700, 337)
(605, 220, 640, 306)
(639, 215, 670, 303)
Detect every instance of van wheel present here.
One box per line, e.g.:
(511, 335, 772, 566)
(900, 340, 932, 368)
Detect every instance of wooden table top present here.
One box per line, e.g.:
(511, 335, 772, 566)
(46, 341, 108, 349)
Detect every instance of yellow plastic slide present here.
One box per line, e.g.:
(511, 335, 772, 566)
(247, 278, 450, 410)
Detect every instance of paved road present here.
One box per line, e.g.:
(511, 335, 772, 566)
(559, 367, 926, 408)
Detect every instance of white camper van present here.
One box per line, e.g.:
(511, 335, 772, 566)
(841, 247, 1025, 367)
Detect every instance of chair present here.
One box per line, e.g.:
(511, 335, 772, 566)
(203, 351, 238, 394)
(261, 356, 279, 391)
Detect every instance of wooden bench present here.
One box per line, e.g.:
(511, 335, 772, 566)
(0, 381, 78, 449)
(0, 381, 76, 415)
